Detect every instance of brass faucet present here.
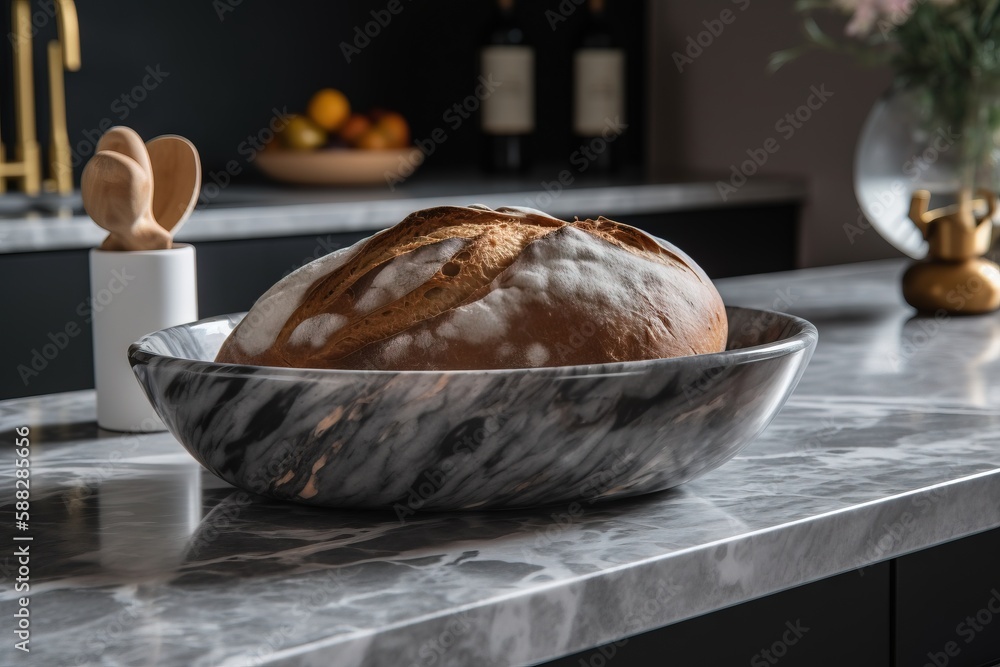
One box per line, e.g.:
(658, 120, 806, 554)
(0, 0, 81, 195)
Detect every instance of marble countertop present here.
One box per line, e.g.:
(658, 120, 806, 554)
(3, 259, 1000, 666)
(0, 176, 804, 254)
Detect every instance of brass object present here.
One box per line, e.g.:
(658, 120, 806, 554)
(0, 0, 81, 195)
(902, 188, 1000, 314)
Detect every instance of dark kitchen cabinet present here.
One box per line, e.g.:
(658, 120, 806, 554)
(613, 203, 799, 280)
(541, 527, 1000, 667)
(893, 527, 1000, 667)
(542, 564, 891, 667)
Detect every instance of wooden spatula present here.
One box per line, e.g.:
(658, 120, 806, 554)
(146, 135, 201, 239)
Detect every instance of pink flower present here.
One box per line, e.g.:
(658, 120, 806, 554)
(843, 0, 879, 36)
(881, 0, 916, 24)
(836, 0, 916, 36)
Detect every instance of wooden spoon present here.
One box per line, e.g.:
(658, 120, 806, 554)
(146, 135, 201, 238)
(95, 126, 153, 178)
(82, 151, 172, 251)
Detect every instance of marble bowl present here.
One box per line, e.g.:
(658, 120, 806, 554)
(129, 307, 817, 511)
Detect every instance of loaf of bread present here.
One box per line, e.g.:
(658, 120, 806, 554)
(215, 205, 727, 370)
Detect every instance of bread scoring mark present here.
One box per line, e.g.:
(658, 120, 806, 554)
(297, 207, 564, 366)
(500, 206, 566, 223)
(355, 238, 466, 313)
(269, 210, 496, 354)
(222, 243, 361, 359)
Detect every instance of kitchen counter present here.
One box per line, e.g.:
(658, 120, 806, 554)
(3, 259, 999, 666)
(0, 176, 804, 254)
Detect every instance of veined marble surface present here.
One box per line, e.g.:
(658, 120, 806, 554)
(0, 178, 804, 254)
(2, 259, 999, 667)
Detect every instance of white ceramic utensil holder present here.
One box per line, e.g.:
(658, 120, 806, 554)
(90, 244, 198, 432)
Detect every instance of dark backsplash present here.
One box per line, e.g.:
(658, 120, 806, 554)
(0, 0, 646, 185)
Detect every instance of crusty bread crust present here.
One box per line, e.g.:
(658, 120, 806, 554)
(216, 205, 727, 369)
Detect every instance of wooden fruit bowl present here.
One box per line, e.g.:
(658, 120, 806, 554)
(255, 148, 422, 186)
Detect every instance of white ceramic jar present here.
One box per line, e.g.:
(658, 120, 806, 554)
(89, 244, 198, 432)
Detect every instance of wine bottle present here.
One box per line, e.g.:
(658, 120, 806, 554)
(573, 0, 625, 172)
(480, 0, 535, 173)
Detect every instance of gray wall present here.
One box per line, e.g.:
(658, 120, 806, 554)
(647, 0, 898, 267)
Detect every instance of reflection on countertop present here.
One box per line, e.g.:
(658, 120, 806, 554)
(1, 260, 998, 666)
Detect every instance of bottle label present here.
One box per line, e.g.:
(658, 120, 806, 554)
(574, 48, 625, 137)
(481, 46, 535, 135)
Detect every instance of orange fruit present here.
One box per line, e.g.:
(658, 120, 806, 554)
(280, 115, 327, 150)
(340, 113, 373, 146)
(356, 128, 392, 150)
(307, 88, 351, 132)
(375, 112, 410, 148)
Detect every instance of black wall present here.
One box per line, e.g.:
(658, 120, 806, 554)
(0, 0, 646, 185)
